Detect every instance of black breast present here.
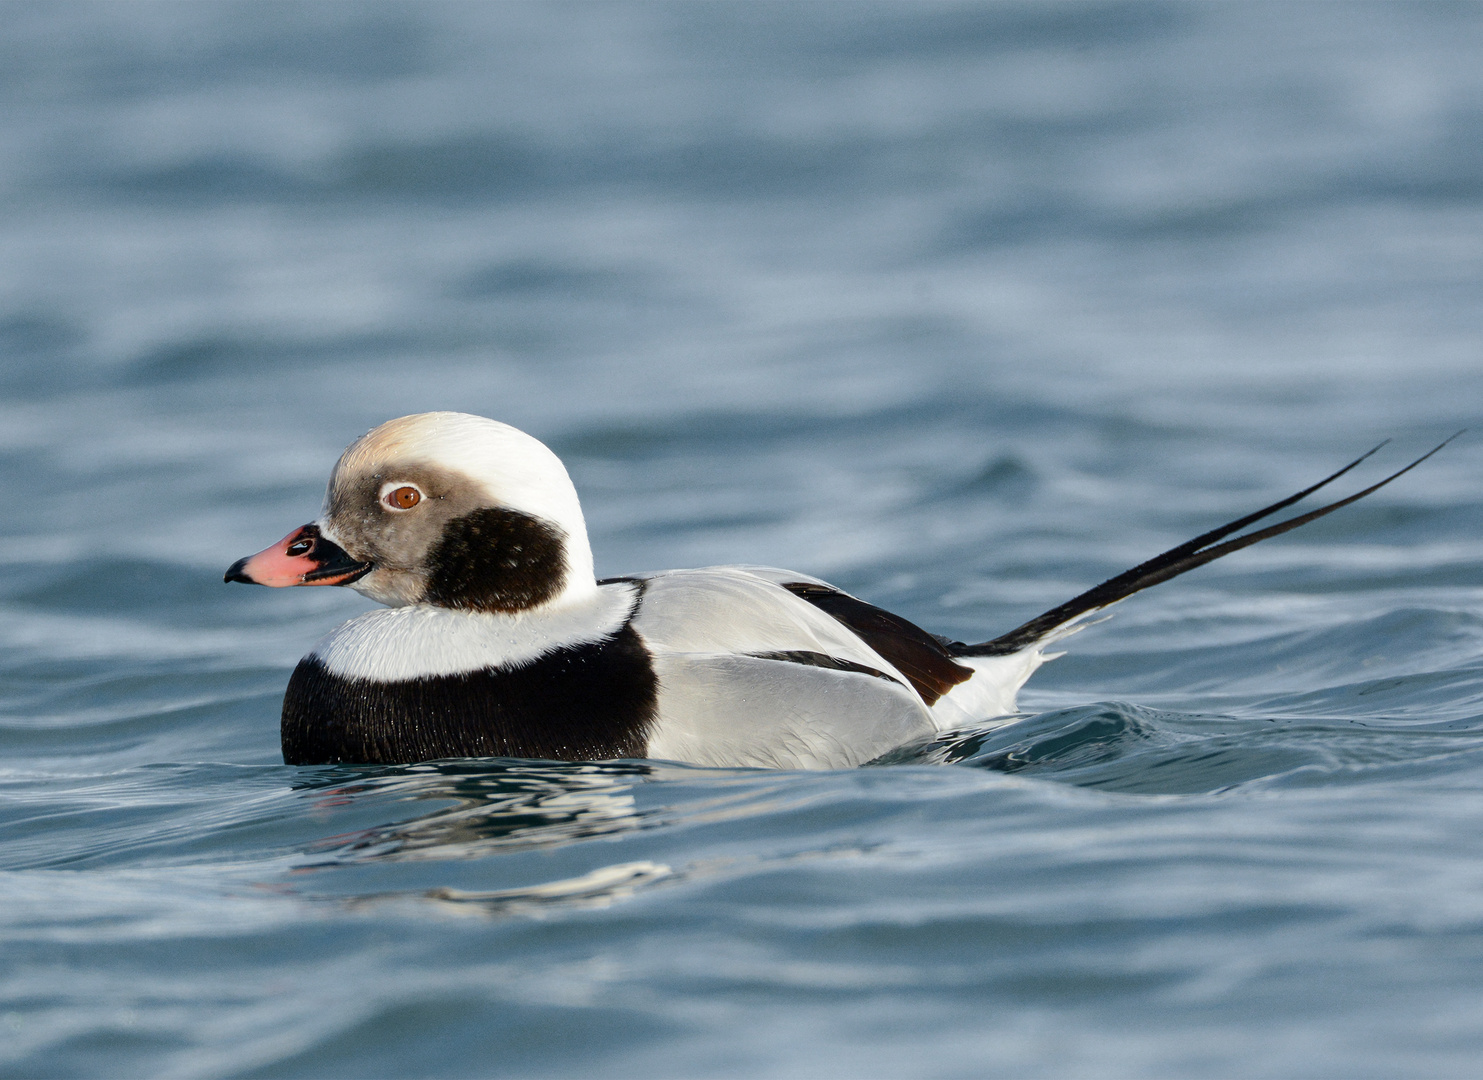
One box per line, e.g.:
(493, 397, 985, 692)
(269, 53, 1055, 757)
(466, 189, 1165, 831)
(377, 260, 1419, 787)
(280, 624, 658, 765)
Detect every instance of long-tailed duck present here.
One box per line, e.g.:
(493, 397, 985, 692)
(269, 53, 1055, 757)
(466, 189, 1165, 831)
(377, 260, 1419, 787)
(226, 412, 1451, 769)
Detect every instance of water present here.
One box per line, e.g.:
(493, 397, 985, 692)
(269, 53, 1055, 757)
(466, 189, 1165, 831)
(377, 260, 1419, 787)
(2, 2, 1483, 1075)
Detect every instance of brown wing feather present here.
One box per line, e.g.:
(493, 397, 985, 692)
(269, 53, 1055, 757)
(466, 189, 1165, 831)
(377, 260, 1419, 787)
(780, 582, 972, 705)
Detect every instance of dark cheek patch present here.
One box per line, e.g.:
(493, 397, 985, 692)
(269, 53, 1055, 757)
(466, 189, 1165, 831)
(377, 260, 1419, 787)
(425, 507, 567, 612)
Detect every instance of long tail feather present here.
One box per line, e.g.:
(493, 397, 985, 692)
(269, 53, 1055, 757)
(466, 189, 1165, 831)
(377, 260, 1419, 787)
(959, 434, 1461, 657)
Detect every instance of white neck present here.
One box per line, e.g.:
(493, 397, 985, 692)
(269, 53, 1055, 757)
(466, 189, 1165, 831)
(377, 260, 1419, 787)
(310, 581, 638, 681)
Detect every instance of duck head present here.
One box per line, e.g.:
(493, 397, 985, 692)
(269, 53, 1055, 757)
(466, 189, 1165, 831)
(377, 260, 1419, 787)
(225, 412, 597, 612)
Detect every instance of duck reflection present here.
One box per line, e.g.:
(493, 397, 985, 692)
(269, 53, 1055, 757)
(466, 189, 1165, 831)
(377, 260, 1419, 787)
(294, 759, 657, 863)
(281, 759, 867, 917)
(410, 859, 673, 916)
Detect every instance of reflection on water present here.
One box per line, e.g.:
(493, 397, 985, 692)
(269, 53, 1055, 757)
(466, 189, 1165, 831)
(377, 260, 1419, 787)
(350, 860, 676, 917)
(280, 757, 886, 917)
(297, 760, 657, 863)
(290, 755, 840, 858)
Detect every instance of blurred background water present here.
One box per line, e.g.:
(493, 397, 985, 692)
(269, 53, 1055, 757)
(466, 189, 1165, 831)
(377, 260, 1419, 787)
(2, 2, 1482, 1076)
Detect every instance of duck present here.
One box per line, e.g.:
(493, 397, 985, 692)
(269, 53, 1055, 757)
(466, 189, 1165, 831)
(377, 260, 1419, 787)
(225, 412, 1450, 770)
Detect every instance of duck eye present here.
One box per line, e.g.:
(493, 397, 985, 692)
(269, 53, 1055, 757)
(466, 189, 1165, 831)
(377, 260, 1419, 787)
(384, 486, 422, 510)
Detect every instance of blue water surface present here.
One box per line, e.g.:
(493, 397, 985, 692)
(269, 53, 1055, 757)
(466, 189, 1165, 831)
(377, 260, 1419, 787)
(3, 3, 1483, 1076)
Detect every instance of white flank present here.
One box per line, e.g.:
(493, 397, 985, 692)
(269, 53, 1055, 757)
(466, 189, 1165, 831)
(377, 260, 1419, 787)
(629, 566, 916, 682)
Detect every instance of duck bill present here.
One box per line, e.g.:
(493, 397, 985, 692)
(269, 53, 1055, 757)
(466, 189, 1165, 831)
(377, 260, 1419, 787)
(224, 524, 372, 587)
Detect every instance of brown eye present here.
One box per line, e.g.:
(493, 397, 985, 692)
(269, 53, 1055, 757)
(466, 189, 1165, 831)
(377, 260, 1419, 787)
(384, 486, 421, 510)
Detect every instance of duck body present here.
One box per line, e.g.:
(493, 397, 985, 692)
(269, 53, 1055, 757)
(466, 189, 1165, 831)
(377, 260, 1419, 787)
(226, 412, 1446, 771)
(280, 567, 1041, 769)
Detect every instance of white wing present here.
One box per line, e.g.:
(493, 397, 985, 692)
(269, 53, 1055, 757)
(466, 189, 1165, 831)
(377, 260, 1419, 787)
(628, 567, 939, 769)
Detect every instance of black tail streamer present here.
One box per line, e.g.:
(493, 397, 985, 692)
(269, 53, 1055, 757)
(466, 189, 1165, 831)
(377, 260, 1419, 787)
(958, 434, 1461, 657)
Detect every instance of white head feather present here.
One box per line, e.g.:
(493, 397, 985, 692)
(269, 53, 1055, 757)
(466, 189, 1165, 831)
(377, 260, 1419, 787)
(325, 412, 598, 608)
